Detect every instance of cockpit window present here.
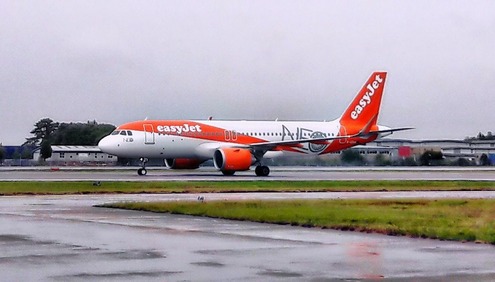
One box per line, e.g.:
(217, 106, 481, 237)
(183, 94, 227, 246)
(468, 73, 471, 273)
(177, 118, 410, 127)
(120, 131, 127, 136)
(127, 131, 133, 136)
(111, 131, 120, 135)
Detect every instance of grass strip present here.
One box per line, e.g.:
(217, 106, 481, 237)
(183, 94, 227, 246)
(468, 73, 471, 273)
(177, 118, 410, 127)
(100, 199, 495, 244)
(0, 180, 494, 195)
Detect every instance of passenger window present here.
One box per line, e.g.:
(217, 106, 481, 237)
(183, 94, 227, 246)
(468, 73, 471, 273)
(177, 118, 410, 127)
(127, 131, 133, 136)
(120, 131, 127, 136)
(111, 131, 120, 135)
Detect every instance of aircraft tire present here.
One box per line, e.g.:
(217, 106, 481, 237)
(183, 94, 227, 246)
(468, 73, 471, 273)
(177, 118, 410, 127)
(137, 168, 147, 176)
(255, 165, 270, 177)
(222, 170, 235, 176)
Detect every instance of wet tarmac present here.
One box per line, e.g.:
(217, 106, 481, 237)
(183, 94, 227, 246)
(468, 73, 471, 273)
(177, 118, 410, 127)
(1, 194, 495, 281)
(1, 166, 495, 181)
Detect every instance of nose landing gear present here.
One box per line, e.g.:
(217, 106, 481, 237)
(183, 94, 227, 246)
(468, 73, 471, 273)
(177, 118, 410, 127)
(137, 158, 148, 176)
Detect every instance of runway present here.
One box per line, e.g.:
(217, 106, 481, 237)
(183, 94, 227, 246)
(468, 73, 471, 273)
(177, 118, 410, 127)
(1, 167, 495, 280)
(1, 166, 495, 181)
(1, 193, 495, 281)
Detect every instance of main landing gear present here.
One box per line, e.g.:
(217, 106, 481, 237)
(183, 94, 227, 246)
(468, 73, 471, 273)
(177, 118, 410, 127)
(253, 152, 270, 177)
(221, 165, 270, 176)
(255, 165, 270, 177)
(137, 157, 148, 176)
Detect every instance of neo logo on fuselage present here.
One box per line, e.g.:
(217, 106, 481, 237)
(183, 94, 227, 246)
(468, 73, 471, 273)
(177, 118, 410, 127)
(157, 124, 202, 134)
(281, 125, 328, 153)
(350, 74, 383, 120)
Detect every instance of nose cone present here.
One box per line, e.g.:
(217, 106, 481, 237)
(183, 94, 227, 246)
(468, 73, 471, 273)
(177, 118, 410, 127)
(98, 136, 114, 154)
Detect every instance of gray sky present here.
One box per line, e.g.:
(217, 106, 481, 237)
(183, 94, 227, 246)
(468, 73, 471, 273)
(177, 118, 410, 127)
(1, 0, 494, 144)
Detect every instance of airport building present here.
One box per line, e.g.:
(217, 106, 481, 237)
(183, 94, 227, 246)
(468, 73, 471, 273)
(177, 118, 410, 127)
(293, 139, 495, 165)
(367, 139, 495, 164)
(0, 145, 35, 166)
(32, 146, 117, 166)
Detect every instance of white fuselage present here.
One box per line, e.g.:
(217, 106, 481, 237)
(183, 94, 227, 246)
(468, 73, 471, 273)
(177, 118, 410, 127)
(98, 119, 355, 160)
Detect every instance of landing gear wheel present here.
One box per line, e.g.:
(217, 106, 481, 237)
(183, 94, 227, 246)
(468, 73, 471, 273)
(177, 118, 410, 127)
(255, 165, 270, 177)
(222, 170, 235, 176)
(137, 157, 149, 176)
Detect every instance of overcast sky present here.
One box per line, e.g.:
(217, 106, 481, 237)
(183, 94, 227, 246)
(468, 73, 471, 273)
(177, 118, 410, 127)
(1, 1, 494, 144)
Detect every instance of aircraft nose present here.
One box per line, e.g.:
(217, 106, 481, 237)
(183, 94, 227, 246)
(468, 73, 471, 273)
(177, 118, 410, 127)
(98, 136, 114, 154)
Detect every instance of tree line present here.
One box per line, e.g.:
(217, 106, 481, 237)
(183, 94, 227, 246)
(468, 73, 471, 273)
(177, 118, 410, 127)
(23, 118, 115, 160)
(465, 131, 494, 141)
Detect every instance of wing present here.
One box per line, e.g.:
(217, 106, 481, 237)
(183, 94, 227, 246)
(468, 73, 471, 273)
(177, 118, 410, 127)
(229, 133, 361, 151)
(236, 127, 414, 151)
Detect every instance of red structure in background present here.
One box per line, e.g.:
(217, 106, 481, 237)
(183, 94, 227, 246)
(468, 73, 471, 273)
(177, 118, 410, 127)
(398, 146, 412, 158)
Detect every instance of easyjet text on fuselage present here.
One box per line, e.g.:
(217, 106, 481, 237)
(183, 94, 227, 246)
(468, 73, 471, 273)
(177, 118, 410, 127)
(157, 124, 202, 134)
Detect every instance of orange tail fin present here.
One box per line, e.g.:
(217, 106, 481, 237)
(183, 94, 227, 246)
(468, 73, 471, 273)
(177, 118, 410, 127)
(339, 71, 387, 133)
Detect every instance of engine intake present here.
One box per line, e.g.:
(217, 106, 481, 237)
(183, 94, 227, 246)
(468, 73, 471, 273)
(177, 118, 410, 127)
(213, 148, 253, 171)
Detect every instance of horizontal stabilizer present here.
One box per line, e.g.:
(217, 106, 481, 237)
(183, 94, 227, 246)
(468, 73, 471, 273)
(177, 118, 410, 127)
(357, 127, 414, 138)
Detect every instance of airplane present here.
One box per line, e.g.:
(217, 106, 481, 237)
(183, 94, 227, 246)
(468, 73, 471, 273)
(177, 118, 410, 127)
(98, 71, 412, 176)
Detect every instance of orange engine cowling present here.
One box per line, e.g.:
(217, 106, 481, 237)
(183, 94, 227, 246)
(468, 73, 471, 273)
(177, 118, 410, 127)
(213, 148, 253, 171)
(165, 158, 202, 169)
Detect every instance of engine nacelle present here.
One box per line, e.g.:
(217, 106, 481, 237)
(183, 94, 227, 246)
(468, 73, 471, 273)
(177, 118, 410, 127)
(213, 148, 253, 171)
(164, 158, 202, 169)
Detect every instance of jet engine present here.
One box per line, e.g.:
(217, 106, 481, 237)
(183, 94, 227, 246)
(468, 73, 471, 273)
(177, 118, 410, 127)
(213, 148, 253, 172)
(164, 158, 202, 169)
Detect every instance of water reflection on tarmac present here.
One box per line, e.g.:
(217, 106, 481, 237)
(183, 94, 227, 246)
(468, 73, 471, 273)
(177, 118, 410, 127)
(1, 194, 495, 281)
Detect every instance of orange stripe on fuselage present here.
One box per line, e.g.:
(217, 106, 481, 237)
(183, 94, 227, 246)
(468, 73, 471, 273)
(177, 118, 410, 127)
(117, 120, 267, 145)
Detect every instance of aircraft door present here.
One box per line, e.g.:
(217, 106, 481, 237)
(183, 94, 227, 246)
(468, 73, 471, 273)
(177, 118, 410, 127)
(143, 124, 155, 144)
(224, 130, 237, 142)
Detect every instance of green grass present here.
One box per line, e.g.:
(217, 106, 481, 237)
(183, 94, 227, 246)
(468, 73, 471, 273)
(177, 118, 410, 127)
(0, 180, 494, 195)
(101, 199, 495, 244)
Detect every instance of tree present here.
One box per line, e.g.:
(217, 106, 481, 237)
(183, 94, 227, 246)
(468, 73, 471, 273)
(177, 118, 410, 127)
(402, 157, 418, 166)
(52, 121, 115, 145)
(480, 154, 491, 166)
(25, 118, 59, 146)
(465, 131, 495, 141)
(487, 131, 493, 140)
(477, 132, 486, 140)
(419, 150, 444, 166)
(340, 149, 365, 165)
(25, 118, 115, 148)
(374, 154, 391, 166)
(456, 158, 472, 166)
(21, 146, 33, 159)
(40, 140, 52, 161)
(11, 149, 20, 161)
(0, 144, 5, 164)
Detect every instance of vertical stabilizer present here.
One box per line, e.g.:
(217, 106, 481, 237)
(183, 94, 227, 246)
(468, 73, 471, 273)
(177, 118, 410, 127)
(339, 72, 387, 133)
